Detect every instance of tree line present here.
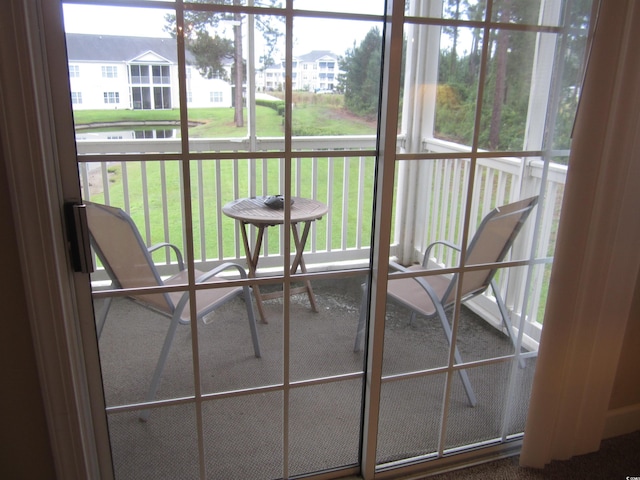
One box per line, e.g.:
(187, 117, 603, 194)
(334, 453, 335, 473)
(167, 0, 591, 156)
(338, 0, 592, 155)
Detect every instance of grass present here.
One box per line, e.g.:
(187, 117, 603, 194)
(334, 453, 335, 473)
(73, 93, 375, 138)
(74, 106, 284, 137)
(88, 157, 375, 260)
(79, 100, 377, 258)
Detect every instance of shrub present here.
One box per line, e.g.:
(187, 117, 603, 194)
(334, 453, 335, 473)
(256, 98, 285, 116)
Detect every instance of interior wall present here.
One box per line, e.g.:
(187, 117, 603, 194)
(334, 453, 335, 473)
(0, 138, 56, 477)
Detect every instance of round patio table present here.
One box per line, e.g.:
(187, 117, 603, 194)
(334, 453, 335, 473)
(222, 196, 328, 323)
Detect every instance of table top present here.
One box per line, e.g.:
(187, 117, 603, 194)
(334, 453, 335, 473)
(222, 196, 329, 226)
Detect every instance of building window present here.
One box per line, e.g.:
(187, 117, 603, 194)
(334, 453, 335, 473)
(103, 92, 120, 104)
(71, 92, 82, 104)
(130, 65, 150, 84)
(152, 65, 170, 84)
(101, 66, 118, 78)
(131, 87, 151, 109)
(69, 65, 80, 78)
(153, 87, 171, 109)
(187, 91, 193, 103)
(210, 91, 223, 103)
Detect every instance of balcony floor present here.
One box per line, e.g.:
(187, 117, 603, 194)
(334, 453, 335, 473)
(95, 276, 536, 479)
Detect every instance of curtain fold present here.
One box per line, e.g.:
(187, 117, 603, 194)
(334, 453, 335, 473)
(520, 0, 640, 468)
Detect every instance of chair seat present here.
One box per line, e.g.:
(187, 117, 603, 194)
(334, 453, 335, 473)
(387, 265, 452, 317)
(164, 269, 243, 323)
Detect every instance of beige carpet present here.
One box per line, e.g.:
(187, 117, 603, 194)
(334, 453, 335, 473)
(95, 277, 536, 479)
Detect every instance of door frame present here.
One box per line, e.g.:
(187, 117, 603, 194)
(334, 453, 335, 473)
(1, 0, 111, 477)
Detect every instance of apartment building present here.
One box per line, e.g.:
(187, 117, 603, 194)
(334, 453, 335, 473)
(65, 33, 232, 110)
(256, 50, 340, 92)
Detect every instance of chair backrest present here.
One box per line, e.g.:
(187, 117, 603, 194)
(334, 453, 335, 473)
(85, 202, 174, 313)
(443, 196, 538, 305)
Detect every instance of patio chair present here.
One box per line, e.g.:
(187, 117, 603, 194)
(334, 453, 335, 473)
(85, 201, 261, 420)
(354, 196, 538, 407)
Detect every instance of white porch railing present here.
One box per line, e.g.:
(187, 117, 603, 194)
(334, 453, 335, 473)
(79, 135, 566, 348)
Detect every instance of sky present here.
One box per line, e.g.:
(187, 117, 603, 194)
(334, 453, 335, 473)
(62, 1, 384, 57)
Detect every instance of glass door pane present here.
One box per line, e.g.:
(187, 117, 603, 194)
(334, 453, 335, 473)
(62, 0, 381, 478)
(371, 0, 593, 471)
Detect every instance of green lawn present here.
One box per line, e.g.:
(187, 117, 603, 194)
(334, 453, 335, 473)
(80, 104, 377, 258)
(74, 106, 283, 137)
(74, 103, 377, 138)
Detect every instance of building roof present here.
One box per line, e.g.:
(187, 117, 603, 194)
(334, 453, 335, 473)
(65, 33, 185, 63)
(296, 50, 338, 62)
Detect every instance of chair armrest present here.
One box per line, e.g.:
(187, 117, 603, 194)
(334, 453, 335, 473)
(389, 260, 410, 273)
(194, 262, 248, 284)
(423, 240, 461, 267)
(148, 242, 184, 271)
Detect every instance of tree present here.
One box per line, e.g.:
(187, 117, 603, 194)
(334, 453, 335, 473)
(338, 27, 383, 120)
(187, 31, 234, 80)
(165, 0, 283, 128)
(488, 0, 512, 149)
(443, 0, 471, 79)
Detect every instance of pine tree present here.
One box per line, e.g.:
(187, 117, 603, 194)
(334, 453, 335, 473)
(338, 27, 383, 120)
(164, 0, 283, 128)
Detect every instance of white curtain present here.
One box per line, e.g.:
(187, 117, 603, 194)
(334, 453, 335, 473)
(520, 0, 640, 468)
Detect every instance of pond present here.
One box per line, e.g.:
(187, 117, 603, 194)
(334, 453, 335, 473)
(75, 127, 180, 141)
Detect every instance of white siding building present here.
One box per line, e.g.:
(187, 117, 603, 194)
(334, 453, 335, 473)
(65, 34, 232, 110)
(256, 50, 341, 93)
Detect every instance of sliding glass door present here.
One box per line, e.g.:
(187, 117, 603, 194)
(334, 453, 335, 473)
(50, 0, 593, 477)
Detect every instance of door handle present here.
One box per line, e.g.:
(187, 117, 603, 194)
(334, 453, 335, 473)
(64, 202, 94, 274)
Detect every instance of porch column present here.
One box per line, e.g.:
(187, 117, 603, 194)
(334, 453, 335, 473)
(506, 0, 564, 316)
(395, 0, 442, 265)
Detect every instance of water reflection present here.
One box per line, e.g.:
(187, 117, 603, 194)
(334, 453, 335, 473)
(76, 128, 178, 141)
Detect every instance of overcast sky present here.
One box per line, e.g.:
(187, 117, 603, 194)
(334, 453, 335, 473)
(62, 1, 384, 56)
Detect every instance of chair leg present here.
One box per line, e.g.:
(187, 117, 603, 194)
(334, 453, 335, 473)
(96, 297, 113, 339)
(243, 285, 261, 358)
(354, 283, 368, 352)
(491, 280, 526, 368)
(139, 313, 181, 422)
(434, 304, 477, 407)
(355, 282, 476, 406)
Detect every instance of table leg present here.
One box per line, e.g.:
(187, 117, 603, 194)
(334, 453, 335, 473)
(239, 221, 269, 323)
(291, 222, 319, 313)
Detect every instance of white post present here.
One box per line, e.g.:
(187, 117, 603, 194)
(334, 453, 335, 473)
(506, 0, 563, 322)
(396, 0, 442, 265)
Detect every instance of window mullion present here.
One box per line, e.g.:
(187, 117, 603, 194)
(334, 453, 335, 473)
(360, 0, 406, 478)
